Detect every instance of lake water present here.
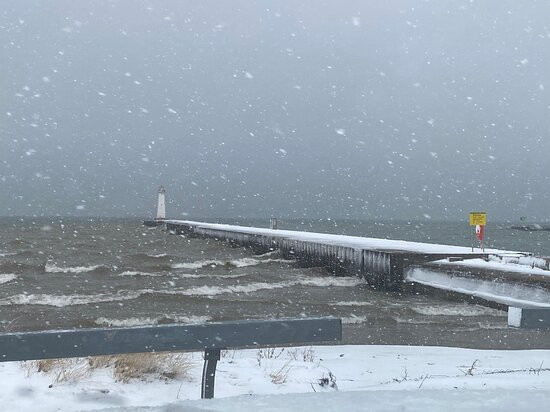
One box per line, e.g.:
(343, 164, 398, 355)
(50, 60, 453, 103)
(1, 217, 549, 349)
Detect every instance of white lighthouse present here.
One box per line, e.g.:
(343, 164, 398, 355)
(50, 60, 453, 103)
(155, 185, 166, 220)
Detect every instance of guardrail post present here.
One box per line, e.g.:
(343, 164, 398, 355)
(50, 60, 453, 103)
(201, 348, 221, 399)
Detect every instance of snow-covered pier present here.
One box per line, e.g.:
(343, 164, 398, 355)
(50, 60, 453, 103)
(157, 220, 550, 324)
(163, 220, 499, 290)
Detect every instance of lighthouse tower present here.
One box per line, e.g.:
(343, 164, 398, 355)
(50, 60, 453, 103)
(155, 185, 166, 220)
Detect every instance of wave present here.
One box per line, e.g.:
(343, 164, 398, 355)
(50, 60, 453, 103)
(171, 259, 223, 269)
(0, 290, 153, 307)
(45, 263, 110, 274)
(119, 270, 163, 277)
(94, 315, 210, 327)
(168, 281, 295, 296)
(341, 315, 368, 324)
(0, 261, 43, 273)
(149, 253, 168, 258)
(171, 257, 293, 270)
(393, 317, 437, 325)
(117, 269, 249, 279)
(411, 304, 502, 317)
(296, 276, 364, 288)
(0, 273, 17, 284)
(162, 276, 362, 297)
(333, 301, 372, 306)
(176, 273, 249, 279)
(0, 252, 17, 258)
(126, 252, 172, 260)
(255, 250, 280, 258)
(0, 275, 363, 307)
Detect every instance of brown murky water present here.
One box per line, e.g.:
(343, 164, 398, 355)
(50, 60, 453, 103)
(1, 217, 549, 349)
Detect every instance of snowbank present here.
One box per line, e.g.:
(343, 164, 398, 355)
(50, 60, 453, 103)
(2, 344, 550, 411)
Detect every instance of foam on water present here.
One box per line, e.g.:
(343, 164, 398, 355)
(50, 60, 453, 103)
(171, 257, 293, 270)
(170, 281, 295, 296)
(94, 315, 210, 327)
(45, 263, 107, 274)
(171, 260, 223, 269)
(411, 304, 502, 317)
(0, 252, 17, 257)
(333, 301, 372, 306)
(0, 273, 17, 284)
(119, 270, 163, 277)
(255, 250, 280, 258)
(162, 276, 362, 297)
(175, 272, 249, 279)
(119, 271, 240, 279)
(297, 276, 363, 288)
(0, 290, 153, 307)
(0, 274, 364, 307)
(341, 315, 368, 324)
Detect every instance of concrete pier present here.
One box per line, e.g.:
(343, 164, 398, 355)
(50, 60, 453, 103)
(162, 220, 493, 290)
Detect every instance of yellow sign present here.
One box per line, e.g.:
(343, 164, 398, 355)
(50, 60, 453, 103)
(469, 212, 486, 226)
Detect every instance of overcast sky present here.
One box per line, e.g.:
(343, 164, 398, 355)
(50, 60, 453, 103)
(1, 0, 549, 221)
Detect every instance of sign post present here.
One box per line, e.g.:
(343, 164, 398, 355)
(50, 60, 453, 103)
(469, 212, 486, 251)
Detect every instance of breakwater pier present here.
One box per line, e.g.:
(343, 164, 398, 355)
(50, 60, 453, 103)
(156, 220, 550, 318)
(162, 220, 504, 289)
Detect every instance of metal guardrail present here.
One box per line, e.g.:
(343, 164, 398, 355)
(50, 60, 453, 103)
(0, 317, 342, 399)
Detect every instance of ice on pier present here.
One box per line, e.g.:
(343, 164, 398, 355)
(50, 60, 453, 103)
(166, 220, 519, 256)
(406, 267, 550, 308)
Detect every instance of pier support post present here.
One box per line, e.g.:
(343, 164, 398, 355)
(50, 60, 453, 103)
(508, 307, 550, 329)
(388, 255, 404, 290)
(270, 217, 278, 230)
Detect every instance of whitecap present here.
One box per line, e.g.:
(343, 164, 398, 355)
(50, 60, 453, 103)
(168, 281, 295, 296)
(333, 301, 372, 306)
(171, 260, 223, 269)
(0, 273, 17, 284)
(0, 252, 17, 258)
(0, 289, 152, 307)
(45, 263, 106, 274)
(255, 250, 280, 258)
(341, 315, 368, 324)
(95, 315, 210, 327)
(148, 253, 168, 258)
(230, 257, 261, 267)
(171, 257, 293, 270)
(411, 304, 502, 317)
(176, 273, 249, 279)
(296, 276, 363, 288)
(119, 270, 163, 277)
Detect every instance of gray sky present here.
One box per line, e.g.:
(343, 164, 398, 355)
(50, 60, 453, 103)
(1, 0, 549, 220)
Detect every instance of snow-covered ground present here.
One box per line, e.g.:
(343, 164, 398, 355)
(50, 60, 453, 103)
(2, 344, 550, 411)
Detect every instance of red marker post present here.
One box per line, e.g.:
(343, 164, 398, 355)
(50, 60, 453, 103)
(475, 224, 484, 251)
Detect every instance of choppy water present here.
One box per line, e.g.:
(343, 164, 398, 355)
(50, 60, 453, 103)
(1, 217, 549, 349)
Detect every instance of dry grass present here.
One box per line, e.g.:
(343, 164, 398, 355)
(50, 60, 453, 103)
(256, 347, 285, 366)
(24, 358, 90, 383)
(287, 347, 315, 362)
(110, 353, 191, 383)
(25, 352, 192, 384)
(269, 360, 292, 385)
